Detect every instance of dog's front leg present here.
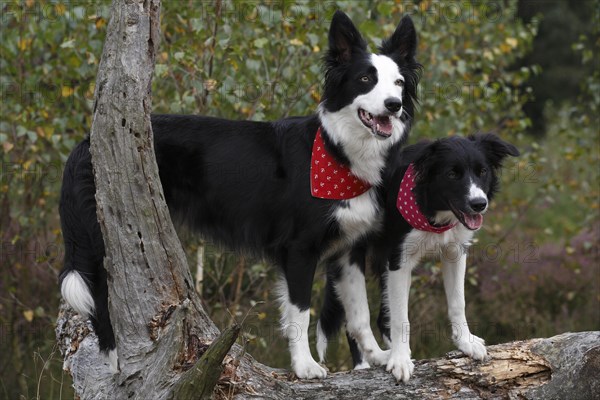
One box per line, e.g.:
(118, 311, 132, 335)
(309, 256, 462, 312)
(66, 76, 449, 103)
(278, 251, 327, 379)
(442, 251, 487, 361)
(333, 252, 390, 368)
(385, 258, 415, 383)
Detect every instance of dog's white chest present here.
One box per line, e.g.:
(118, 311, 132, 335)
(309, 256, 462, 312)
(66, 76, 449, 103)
(334, 189, 381, 243)
(401, 226, 475, 265)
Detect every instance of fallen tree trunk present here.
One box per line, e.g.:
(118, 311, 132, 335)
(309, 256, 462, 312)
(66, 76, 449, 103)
(55, 313, 598, 400)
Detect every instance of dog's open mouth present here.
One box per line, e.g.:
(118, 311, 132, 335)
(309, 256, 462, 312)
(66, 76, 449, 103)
(358, 109, 394, 139)
(450, 205, 483, 230)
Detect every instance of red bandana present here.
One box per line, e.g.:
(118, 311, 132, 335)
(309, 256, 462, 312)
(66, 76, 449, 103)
(310, 128, 371, 200)
(396, 164, 457, 233)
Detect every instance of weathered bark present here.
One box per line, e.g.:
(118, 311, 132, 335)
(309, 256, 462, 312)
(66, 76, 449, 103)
(75, 0, 219, 398)
(56, 311, 598, 399)
(55, 0, 600, 399)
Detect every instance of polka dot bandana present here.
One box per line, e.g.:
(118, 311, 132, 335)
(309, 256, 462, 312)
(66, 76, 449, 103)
(310, 127, 371, 200)
(396, 164, 457, 233)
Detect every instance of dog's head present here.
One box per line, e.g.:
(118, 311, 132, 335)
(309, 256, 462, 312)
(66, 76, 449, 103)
(320, 11, 421, 144)
(412, 134, 519, 230)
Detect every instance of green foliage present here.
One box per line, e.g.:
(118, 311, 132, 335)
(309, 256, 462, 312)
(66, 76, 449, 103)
(153, 0, 330, 119)
(0, 1, 597, 398)
(516, 0, 597, 134)
(1, 2, 109, 398)
(411, 1, 537, 137)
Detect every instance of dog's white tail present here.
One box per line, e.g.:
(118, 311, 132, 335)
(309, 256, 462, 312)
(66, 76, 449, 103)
(61, 271, 95, 317)
(316, 320, 328, 362)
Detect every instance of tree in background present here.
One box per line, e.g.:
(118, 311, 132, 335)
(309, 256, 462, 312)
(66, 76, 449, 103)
(517, 0, 597, 136)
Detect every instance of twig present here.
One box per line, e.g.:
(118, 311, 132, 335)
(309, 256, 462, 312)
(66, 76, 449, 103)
(203, 0, 222, 103)
(231, 256, 246, 314)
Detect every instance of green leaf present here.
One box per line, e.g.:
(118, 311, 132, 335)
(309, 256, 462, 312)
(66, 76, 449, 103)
(60, 39, 75, 48)
(253, 38, 268, 49)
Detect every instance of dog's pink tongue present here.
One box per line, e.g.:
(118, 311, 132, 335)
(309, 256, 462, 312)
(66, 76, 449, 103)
(464, 213, 483, 230)
(374, 116, 392, 135)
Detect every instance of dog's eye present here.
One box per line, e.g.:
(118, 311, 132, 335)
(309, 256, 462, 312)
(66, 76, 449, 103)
(447, 170, 459, 179)
(395, 79, 404, 87)
(479, 167, 488, 177)
(360, 76, 370, 82)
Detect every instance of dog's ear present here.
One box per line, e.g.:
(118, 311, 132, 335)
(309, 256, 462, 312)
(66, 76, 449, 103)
(471, 133, 520, 169)
(412, 139, 438, 183)
(328, 10, 367, 64)
(379, 15, 417, 63)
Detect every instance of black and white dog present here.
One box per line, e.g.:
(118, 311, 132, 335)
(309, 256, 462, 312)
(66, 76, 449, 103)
(58, 11, 421, 379)
(317, 134, 519, 381)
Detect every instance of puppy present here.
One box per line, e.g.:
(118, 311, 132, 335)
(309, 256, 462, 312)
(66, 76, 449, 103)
(317, 134, 519, 381)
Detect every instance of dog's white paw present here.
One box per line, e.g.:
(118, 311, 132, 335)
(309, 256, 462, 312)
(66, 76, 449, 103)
(354, 360, 371, 370)
(292, 356, 327, 379)
(366, 348, 391, 366)
(386, 353, 414, 383)
(456, 334, 487, 361)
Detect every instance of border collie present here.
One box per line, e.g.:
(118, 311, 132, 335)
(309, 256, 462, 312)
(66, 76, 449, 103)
(317, 134, 519, 381)
(58, 11, 421, 379)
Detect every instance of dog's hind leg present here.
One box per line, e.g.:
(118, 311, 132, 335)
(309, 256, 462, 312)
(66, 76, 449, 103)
(316, 265, 345, 363)
(317, 260, 371, 369)
(376, 270, 392, 348)
(347, 332, 370, 369)
(333, 248, 389, 367)
(277, 248, 327, 379)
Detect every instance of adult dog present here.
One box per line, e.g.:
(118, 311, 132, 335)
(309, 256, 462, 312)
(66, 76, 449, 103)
(59, 11, 421, 379)
(317, 134, 519, 381)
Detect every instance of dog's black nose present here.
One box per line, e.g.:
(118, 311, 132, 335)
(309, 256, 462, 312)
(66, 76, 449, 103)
(469, 197, 488, 213)
(384, 97, 402, 113)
